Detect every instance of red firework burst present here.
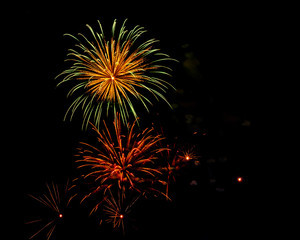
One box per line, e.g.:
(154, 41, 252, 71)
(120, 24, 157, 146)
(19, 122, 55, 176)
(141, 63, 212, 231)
(73, 115, 169, 211)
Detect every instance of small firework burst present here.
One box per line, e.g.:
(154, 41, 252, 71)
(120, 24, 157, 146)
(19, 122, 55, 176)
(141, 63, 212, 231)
(171, 145, 198, 169)
(25, 181, 70, 240)
(177, 146, 198, 162)
(100, 189, 139, 233)
(73, 115, 169, 209)
(57, 19, 176, 129)
(163, 144, 199, 196)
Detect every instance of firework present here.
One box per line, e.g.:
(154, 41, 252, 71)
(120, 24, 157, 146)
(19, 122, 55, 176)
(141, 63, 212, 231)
(26, 181, 70, 240)
(163, 144, 198, 197)
(57, 19, 176, 129)
(177, 146, 198, 162)
(168, 145, 198, 170)
(100, 188, 139, 233)
(73, 115, 169, 209)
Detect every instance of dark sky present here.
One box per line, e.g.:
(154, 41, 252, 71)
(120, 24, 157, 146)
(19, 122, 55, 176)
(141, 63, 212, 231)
(22, 2, 260, 239)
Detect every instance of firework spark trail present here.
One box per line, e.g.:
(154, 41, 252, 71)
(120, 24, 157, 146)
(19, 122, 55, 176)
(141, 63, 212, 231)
(57, 19, 176, 129)
(26, 181, 70, 240)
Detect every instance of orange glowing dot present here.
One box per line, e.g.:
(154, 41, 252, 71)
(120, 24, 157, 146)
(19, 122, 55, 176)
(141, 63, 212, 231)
(120, 214, 124, 219)
(111, 76, 115, 80)
(186, 156, 190, 160)
(59, 214, 63, 218)
(237, 177, 242, 182)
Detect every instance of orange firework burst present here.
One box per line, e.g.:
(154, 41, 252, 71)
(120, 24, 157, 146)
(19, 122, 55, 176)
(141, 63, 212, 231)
(74, 115, 169, 206)
(57, 19, 176, 129)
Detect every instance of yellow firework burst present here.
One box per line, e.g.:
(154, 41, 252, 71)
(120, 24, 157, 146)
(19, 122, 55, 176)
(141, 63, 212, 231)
(57, 19, 176, 129)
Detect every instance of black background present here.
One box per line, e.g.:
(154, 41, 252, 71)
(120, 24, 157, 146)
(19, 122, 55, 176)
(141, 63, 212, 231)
(21, 2, 261, 239)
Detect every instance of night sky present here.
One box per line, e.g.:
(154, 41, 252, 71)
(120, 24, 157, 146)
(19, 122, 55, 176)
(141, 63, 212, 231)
(22, 2, 260, 239)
